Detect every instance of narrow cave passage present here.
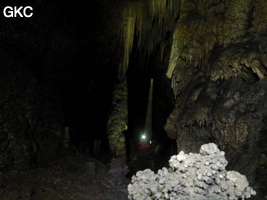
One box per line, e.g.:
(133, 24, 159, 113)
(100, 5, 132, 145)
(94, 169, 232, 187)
(124, 47, 176, 173)
(125, 57, 152, 169)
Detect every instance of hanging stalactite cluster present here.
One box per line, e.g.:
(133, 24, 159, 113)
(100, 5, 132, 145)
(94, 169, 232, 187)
(118, 0, 179, 78)
(166, 0, 256, 98)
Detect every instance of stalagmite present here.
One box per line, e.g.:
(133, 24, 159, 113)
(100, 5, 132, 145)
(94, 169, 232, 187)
(63, 127, 70, 148)
(144, 79, 153, 141)
(107, 77, 128, 160)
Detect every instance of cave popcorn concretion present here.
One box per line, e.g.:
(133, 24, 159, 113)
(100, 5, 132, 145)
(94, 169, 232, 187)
(128, 143, 256, 200)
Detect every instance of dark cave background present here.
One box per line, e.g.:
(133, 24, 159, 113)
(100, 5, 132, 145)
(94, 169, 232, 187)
(0, 0, 117, 169)
(0, 0, 169, 170)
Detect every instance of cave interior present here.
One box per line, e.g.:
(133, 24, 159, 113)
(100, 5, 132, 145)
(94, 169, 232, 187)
(1, 0, 267, 199)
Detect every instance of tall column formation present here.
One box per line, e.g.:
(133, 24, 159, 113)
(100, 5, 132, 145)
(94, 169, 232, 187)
(107, 77, 128, 159)
(144, 79, 153, 141)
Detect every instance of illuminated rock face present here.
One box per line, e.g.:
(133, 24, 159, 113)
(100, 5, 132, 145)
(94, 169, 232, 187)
(166, 0, 267, 80)
(155, 1, 267, 197)
(163, 44, 267, 195)
(165, 75, 267, 152)
(112, 1, 267, 196)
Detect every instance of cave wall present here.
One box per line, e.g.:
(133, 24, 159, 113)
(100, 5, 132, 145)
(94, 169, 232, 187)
(161, 0, 267, 197)
(0, 2, 68, 170)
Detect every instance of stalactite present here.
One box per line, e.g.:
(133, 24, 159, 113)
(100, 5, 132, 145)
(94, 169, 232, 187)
(117, 0, 177, 78)
(166, 14, 193, 79)
(121, 13, 135, 77)
(112, 0, 179, 155)
(149, 0, 167, 19)
(168, 0, 173, 12)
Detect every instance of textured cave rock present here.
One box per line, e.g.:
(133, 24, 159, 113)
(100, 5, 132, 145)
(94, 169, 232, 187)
(165, 75, 267, 152)
(166, 0, 264, 80)
(164, 41, 267, 197)
(0, 61, 65, 171)
(157, 1, 267, 199)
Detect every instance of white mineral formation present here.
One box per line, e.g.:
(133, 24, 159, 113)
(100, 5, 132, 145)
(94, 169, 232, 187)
(128, 143, 256, 200)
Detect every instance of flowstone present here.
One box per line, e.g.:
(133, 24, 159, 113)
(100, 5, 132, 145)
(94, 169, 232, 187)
(128, 143, 256, 200)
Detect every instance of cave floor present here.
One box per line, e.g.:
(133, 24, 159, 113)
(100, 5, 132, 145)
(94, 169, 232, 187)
(0, 153, 128, 200)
